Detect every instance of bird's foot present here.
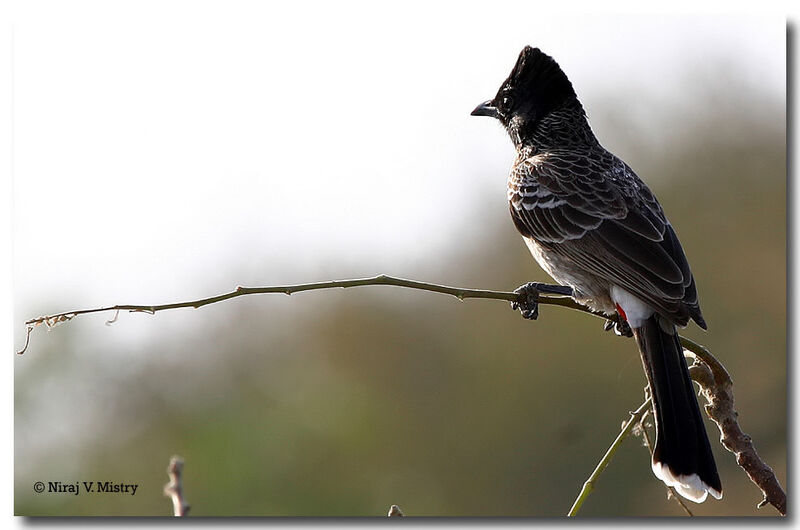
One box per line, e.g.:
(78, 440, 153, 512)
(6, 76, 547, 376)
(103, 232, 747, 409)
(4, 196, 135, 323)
(511, 282, 574, 320)
(603, 314, 633, 337)
(512, 283, 540, 320)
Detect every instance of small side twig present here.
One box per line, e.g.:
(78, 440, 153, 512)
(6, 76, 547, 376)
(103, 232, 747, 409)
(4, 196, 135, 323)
(163, 455, 190, 516)
(567, 398, 652, 516)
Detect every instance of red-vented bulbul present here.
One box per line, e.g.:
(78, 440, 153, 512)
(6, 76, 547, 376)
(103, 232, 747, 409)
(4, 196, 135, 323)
(471, 46, 721, 503)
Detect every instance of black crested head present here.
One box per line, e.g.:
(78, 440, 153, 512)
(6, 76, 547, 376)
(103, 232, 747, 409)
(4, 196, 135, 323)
(471, 47, 578, 136)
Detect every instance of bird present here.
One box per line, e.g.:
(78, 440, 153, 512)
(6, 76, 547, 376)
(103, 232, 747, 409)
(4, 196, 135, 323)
(470, 46, 722, 503)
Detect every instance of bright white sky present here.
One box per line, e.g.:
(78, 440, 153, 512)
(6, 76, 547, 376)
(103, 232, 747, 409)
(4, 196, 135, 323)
(11, 3, 784, 326)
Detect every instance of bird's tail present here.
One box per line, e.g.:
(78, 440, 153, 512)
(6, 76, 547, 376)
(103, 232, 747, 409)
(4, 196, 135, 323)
(632, 315, 722, 503)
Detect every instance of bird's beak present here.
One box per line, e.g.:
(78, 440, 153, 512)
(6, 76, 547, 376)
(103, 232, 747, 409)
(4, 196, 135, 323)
(471, 100, 499, 118)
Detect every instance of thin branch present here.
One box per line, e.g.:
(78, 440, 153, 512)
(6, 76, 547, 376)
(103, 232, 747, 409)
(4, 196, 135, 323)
(567, 398, 652, 517)
(16, 274, 602, 355)
(163, 455, 190, 516)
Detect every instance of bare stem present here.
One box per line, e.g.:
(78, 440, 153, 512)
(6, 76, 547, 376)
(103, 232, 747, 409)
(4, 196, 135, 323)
(16, 274, 601, 355)
(163, 455, 190, 516)
(567, 398, 652, 516)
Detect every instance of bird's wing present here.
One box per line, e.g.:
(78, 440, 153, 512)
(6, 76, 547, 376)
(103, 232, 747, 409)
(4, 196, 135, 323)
(508, 150, 703, 327)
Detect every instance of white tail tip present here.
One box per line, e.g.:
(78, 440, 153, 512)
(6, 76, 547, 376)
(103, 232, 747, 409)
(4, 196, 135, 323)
(652, 461, 723, 503)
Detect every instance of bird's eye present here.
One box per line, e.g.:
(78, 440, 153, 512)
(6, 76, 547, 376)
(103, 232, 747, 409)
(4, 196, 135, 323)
(502, 95, 514, 110)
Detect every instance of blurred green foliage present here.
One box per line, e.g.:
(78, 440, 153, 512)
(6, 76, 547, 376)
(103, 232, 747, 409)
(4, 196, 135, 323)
(15, 88, 785, 516)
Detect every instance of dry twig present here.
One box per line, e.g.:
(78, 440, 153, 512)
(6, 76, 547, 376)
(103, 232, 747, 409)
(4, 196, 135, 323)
(164, 455, 190, 516)
(684, 341, 786, 516)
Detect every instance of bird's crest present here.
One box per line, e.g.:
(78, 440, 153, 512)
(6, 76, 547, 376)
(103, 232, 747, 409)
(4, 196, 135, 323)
(502, 46, 576, 111)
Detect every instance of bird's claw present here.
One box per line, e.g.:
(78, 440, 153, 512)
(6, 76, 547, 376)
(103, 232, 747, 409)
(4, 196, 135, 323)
(604, 315, 633, 337)
(511, 282, 541, 320)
